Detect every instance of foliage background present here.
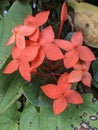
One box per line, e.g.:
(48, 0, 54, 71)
(0, 0, 98, 130)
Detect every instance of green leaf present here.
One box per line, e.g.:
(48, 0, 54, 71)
(94, 72, 98, 82)
(0, 72, 22, 113)
(39, 94, 98, 130)
(0, 16, 4, 41)
(20, 104, 39, 130)
(92, 78, 98, 89)
(0, 1, 32, 69)
(92, 57, 98, 74)
(0, 103, 19, 130)
(22, 75, 50, 107)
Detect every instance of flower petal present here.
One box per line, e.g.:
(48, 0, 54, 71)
(43, 43, 64, 60)
(73, 62, 83, 70)
(68, 70, 82, 83)
(21, 45, 40, 61)
(13, 25, 23, 32)
(71, 31, 83, 47)
(41, 84, 60, 99)
(78, 46, 96, 61)
(29, 28, 40, 42)
(3, 60, 18, 74)
(82, 71, 92, 87)
(66, 90, 84, 104)
(31, 48, 45, 70)
(18, 25, 37, 36)
(55, 39, 74, 51)
(16, 34, 25, 49)
(35, 11, 50, 26)
(84, 61, 91, 71)
(24, 15, 34, 25)
(53, 97, 67, 115)
(58, 73, 71, 91)
(11, 46, 21, 59)
(73, 61, 91, 71)
(6, 34, 15, 46)
(39, 26, 54, 44)
(64, 50, 79, 68)
(19, 60, 31, 82)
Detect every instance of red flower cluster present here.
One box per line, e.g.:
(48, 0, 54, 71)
(3, 3, 96, 115)
(4, 11, 63, 81)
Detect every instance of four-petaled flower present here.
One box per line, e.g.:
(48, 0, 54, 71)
(6, 24, 36, 49)
(24, 11, 50, 42)
(41, 73, 83, 115)
(55, 31, 96, 68)
(68, 61, 92, 87)
(29, 25, 64, 71)
(3, 45, 39, 81)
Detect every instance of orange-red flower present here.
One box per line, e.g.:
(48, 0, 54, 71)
(68, 61, 92, 87)
(41, 73, 83, 115)
(30, 26, 64, 71)
(55, 31, 96, 68)
(24, 11, 50, 41)
(6, 25, 36, 49)
(6, 11, 50, 49)
(3, 45, 39, 81)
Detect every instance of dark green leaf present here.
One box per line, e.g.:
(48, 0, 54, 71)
(94, 72, 98, 82)
(92, 57, 98, 74)
(92, 78, 98, 89)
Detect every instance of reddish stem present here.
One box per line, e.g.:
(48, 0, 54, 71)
(35, 71, 61, 78)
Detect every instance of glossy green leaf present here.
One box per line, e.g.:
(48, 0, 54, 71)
(22, 75, 50, 107)
(19, 104, 39, 130)
(0, 1, 32, 69)
(0, 103, 19, 130)
(0, 72, 22, 113)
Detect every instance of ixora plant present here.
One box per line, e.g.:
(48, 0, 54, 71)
(0, 0, 98, 130)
